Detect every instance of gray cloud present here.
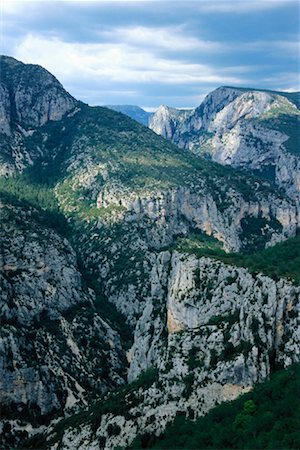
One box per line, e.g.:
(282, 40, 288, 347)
(2, 0, 299, 108)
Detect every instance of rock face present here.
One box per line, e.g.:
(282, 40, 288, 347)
(149, 87, 300, 203)
(42, 250, 300, 450)
(149, 105, 193, 140)
(0, 199, 125, 447)
(0, 56, 79, 175)
(95, 185, 298, 252)
(131, 251, 300, 381)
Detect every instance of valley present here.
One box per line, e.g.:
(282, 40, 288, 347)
(0, 56, 299, 450)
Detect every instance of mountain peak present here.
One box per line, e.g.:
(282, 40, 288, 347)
(0, 54, 24, 66)
(0, 55, 78, 132)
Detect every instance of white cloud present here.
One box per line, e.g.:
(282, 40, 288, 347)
(6, 2, 298, 106)
(274, 40, 300, 58)
(262, 72, 300, 91)
(279, 87, 300, 92)
(101, 25, 225, 52)
(14, 33, 246, 92)
(1, 0, 48, 14)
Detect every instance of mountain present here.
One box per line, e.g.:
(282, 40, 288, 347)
(27, 249, 300, 449)
(149, 105, 194, 140)
(149, 86, 300, 203)
(0, 56, 300, 448)
(0, 56, 79, 176)
(105, 104, 153, 126)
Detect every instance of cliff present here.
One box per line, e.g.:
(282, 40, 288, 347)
(149, 87, 300, 203)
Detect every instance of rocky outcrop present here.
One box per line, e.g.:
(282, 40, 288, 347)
(149, 87, 300, 203)
(130, 251, 300, 381)
(96, 184, 298, 252)
(1, 57, 299, 448)
(0, 56, 79, 175)
(0, 56, 78, 131)
(149, 105, 193, 140)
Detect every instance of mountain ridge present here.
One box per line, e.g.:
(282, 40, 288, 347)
(149, 85, 300, 204)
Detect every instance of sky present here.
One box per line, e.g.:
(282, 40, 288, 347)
(0, 0, 299, 109)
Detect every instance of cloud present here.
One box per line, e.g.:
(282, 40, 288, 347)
(262, 72, 300, 91)
(198, 0, 294, 14)
(100, 25, 225, 53)
(15, 33, 246, 87)
(274, 40, 300, 58)
(2, 0, 299, 107)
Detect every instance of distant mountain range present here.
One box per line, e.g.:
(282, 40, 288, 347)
(105, 104, 153, 126)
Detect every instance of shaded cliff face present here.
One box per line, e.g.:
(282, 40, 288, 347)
(0, 197, 126, 447)
(149, 87, 300, 203)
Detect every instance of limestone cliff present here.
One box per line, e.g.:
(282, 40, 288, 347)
(0, 198, 126, 448)
(39, 250, 300, 450)
(0, 56, 79, 175)
(149, 87, 300, 203)
(149, 105, 193, 140)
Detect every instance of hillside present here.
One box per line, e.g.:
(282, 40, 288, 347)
(131, 363, 300, 449)
(0, 56, 299, 448)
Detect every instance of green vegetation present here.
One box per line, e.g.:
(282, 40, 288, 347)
(240, 216, 283, 252)
(260, 114, 300, 157)
(0, 175, 59, 211)
(259, 97, 300, 120)
(174, 231, 300, 283)
(77, 257, 134, 350)
(18, 102, 287, 211)
(1, 171, 298, 287)
(56, 177, 127, 221)
(0, 175, 134, 347)
(0, 176, 69, 236)
(130, 363, 300, 449)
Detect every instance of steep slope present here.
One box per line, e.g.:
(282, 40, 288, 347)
(105, 105, 152, 126)
(15, 102, 298, 334)
(0, 55, 79, 175)
(25, 249, 300, 449)
(1, 57, 300, 448)
(149, 87, 300, 203)
(0, 196, 126, 448)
